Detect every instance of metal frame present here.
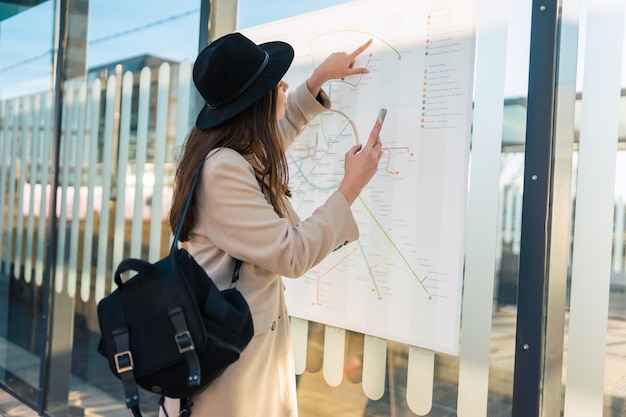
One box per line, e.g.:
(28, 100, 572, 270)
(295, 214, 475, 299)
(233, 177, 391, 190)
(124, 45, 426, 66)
(512, 0, 571, 416)
(540, 0, 579, 415)
(34, 1, 216, 415)
(39, 0, 73, 415)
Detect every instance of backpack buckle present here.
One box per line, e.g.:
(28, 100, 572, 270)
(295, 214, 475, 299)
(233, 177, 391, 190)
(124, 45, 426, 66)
(114, 351, 134, 373)
(175, 331, 195, 353)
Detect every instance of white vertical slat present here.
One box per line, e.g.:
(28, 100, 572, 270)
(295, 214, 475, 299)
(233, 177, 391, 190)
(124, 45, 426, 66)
(169, 59, 192, 248)
(95, 75, 118, 302)
(0, 99, 9, 267)
(613, 197, 624, 273)
(24, 94, 43, 283)
(494, 188, 506, 300)
(503, 186, 515, 244)
(362, 335, 386, 400)
(35, 92, 53, 286)
(55, 87, 75, 294)
(457, 0, 509, 414)
(406, 346, 434, 415)
(15, 96, 32, 278)
(495, 187, 505, 273)
(149, 63, 170, 262)
(81, 79, 102, 302)
(111, 71, 134, 281)
(564, 2, 625, 416)
(290, 316, 308, 375)
(23, 95, 41, 283)
(130, 68, 151, 259)
(322, 326, 345, 387)
(67, 82, 88, 298)
(623, 198, 626, 274)
(5, 98, 20, 276)
(176, 59, 192, 150)
(512, 188, 522, 254)
(24, 94, 42, 283)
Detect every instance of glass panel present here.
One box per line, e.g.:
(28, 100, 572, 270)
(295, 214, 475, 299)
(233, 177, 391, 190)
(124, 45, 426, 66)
(603, 38, 626, 417)
(63, 1, 201, 415)
(606, 149, 626, 416)
(2, 0, 622, 416)
(0, 0, 55, 407)
(238, 0, 522, 416)
(563, 1, 626, 416)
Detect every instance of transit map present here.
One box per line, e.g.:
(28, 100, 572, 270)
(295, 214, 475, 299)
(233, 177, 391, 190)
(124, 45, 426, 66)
(244, 0, 476, 355)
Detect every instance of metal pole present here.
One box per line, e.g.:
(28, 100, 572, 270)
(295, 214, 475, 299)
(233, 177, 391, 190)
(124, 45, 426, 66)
(194, 0, 211, 122)
(511, 0, 560, 416)
(199, 0, 210, 52)
(539, 0, 579, 415)
(38, 0, 68, 413)
(39, 0, 89, 415)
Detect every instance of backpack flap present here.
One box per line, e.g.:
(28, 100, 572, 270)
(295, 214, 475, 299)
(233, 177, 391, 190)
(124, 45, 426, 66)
(97, 252, 208, 380)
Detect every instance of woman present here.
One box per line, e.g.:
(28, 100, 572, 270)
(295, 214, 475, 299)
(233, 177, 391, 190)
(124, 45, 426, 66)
(163, 32, 383, 417)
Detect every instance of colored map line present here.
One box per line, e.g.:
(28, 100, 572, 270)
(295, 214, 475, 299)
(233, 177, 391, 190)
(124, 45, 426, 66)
(381, 146, 413, 175)
(288, 110, 421, 302)
(302, 247, 357, 306)
(356, 241, 384, 301)
(357, 196, 432, 299)
(335, 53, 372, 88)
(312, 29, 402, 59)
(288, 108, 359, 192)
(320, 108, 360, 144)
(311, 30, 402, 89)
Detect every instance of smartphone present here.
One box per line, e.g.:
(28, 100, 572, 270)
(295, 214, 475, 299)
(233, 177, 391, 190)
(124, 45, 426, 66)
(370, 108, 387, 144)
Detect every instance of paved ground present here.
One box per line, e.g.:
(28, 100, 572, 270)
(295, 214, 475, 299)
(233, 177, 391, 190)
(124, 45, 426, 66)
(0, 290, 625, 416)
(0, 389, 39, 417)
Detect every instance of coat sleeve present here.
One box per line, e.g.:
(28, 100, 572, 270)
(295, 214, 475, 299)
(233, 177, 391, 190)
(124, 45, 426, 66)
(278, 82, 331, 149)
(194, 149, 358, 278)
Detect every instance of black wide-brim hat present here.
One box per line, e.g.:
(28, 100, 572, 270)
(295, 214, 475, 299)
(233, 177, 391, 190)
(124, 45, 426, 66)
(192, 32, 295, 129)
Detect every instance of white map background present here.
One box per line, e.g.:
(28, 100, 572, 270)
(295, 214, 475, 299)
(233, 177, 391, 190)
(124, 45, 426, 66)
(244, 0, 476, 355)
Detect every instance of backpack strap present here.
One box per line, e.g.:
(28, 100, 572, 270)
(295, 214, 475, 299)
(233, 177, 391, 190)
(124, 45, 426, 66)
(171, 151, 210, 248)
(165, 303, 201, 387)
(108, 305, 140, 412)
(158, 397, 194, 417)
(230, 258, 243, 288)
(108, 148, 241, 414)
(179, 398, 194, 417)
(113, 256, 203, 389)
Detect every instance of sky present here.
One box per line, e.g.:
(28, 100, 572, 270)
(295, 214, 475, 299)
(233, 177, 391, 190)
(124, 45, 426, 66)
(0, 0, 353, 99)
(1, 0, 625, 98)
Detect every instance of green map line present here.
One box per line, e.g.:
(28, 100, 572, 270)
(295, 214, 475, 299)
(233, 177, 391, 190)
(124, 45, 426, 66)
(287, 109, 359, 192)
(312, 29, 402, 60)
(320, 109, 360, 145)
(287, 110, 427, 299)
(288, 150, 340, 192)
(358, 196, 432, 298)
(356, 240, 383, 301)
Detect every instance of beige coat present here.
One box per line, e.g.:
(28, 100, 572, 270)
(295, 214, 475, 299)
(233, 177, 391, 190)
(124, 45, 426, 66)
(161, 82, 359, 417)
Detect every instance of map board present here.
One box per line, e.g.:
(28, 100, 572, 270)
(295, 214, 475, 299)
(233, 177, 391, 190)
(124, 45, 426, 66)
(243, 0, 476, 355)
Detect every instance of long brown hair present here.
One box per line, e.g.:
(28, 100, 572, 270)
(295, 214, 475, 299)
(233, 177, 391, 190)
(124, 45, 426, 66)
(169, 85, 290, 241)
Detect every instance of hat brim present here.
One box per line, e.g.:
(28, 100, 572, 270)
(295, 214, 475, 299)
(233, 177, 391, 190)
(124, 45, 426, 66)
(195, 41, 294, 129)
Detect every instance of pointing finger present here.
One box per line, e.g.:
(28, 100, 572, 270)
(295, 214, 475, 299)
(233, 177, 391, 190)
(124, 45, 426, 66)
(350, 39, 373, 59)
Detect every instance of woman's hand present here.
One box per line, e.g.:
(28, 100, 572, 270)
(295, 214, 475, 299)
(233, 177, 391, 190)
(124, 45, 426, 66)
(338, 117, 383, 205)
(306, 39, 373, 97)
